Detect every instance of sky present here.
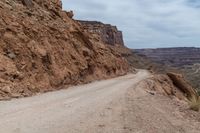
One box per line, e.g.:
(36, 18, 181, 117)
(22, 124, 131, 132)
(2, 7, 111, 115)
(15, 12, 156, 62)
(62, 0, 200, 48)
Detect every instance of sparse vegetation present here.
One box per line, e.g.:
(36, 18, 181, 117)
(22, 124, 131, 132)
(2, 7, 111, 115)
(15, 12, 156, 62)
(188, 96, 200, 112)
(182, 64, 200, 94)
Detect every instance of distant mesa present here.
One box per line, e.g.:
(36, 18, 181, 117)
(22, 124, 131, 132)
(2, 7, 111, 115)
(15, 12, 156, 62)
(78, 20, 124, 47)
(134, 47, 200, 68)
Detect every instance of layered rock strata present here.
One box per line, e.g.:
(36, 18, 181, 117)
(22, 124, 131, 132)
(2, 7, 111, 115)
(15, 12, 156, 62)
(78, 20, 124, 47)
(135, 47, 200, 68)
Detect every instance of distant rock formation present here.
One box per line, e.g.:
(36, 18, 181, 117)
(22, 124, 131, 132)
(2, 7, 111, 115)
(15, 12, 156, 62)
(78, 20, 124, 47)
(134, 47, 200, 68)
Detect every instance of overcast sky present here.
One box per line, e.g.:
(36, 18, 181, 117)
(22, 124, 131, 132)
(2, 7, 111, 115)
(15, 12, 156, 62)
(63, 0, 200, 48)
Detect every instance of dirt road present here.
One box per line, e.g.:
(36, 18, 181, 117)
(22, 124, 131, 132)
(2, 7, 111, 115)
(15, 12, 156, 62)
(0, 70, 199, 133)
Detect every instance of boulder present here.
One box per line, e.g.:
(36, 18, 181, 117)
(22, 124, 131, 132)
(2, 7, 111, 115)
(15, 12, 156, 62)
(1, 86, 11, 94)
(66, 11, 74, 19)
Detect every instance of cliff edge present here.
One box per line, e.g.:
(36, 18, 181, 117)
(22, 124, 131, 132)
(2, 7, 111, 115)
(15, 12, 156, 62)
(78, 20, 124, 47)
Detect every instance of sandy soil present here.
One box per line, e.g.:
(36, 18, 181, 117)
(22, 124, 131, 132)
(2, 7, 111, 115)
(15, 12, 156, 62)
(0, 70, 199, 133)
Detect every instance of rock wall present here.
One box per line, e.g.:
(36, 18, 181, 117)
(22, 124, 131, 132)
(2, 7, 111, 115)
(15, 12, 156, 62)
(134, 47, 200, 68)
(78, 20, 124, 47)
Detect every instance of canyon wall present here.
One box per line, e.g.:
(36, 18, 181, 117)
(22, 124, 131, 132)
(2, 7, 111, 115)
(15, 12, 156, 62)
(135, 47, 200, 68)
(78, 21, 124, 47)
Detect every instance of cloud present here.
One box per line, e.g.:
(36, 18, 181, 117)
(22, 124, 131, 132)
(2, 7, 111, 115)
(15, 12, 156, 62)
(187, 0, 200, 8)
(62, 0, 200, 48)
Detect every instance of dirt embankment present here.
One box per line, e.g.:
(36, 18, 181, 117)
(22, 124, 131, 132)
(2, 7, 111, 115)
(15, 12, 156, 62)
(141, 72, 199, 100)
(0, 0, 129, 100)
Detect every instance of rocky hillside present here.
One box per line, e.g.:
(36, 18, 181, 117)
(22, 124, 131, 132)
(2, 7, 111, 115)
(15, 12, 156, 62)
(0, 0, 129, 100)
(135, 47, 200, 68)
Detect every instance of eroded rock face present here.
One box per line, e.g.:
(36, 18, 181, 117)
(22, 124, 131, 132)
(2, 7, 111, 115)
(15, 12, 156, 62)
(34, 0, 62, 9)
(141, 74, 187, 100)
(19, 0, 62, 9)
(78, 21, 124, 46)
(167, 72, 198, 100)
(0, 0, 129, 100)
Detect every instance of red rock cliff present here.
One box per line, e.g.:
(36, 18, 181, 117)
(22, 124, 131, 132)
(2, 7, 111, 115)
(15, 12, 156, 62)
(78, 20, 124, 47)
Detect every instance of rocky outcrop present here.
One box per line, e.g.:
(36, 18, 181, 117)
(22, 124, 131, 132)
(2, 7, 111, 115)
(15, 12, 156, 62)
(78, 21, 124, 46)
(141, 72, 198, 101)
(141, 74, 187, 100)
(134, 47, 200, 68)
(0, 0, 129, 100)
(66, 11, 74, 19)
(167, 72, 199, 100)
(20, 0, 62, 9)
